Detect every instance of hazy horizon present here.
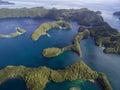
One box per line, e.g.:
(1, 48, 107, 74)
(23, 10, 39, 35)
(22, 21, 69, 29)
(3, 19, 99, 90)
(1, 0, 119, 9)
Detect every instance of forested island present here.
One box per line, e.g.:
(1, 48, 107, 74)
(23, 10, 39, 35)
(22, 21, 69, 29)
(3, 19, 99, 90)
(32, 21, 71, 41)
(42, 29, 90, 58)
(0, 27, 26, 38)
(0, 7, 116, 90)
(0, 7, 119, 54)
(0, 61, 112, 90)
(79, 23, 120, 54)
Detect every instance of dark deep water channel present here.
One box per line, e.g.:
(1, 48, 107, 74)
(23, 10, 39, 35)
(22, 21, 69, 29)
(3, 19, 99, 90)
(0, 18, 120, 90)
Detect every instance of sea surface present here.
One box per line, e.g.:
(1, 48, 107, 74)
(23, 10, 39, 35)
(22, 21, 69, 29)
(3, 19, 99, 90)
(0, 18, 120, 90)
(0, 0, 120, 90)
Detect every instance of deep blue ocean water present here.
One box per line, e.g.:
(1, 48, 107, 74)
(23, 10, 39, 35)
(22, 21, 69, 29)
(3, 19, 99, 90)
(0, 18, 120, 90)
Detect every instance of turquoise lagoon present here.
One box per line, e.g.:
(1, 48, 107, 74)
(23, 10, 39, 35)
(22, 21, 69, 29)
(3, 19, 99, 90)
(0, 18, 120, 90)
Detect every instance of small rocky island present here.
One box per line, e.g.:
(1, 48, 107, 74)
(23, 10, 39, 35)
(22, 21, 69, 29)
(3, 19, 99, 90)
(0, 61, 112, 90)
(32, 21, 71, 41)
(0, 27, 26, 38)
(42, 29, 90, 58)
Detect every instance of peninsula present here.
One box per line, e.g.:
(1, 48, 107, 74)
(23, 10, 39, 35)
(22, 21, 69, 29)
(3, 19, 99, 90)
(0, 27, 26, 38)
(42, 29, 90, 58)
(0, 61, 112, 90)
(31, 21, 71, 41)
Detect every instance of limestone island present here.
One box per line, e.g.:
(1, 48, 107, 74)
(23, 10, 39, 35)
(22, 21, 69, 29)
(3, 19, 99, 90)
(42, 29, 90, 58)
(0, 7, 119, 54)
(0, 61, 112, 90)
(31, 21, 72, 41)
(0, 27, 26, 38)
(79, 22, 120, 54)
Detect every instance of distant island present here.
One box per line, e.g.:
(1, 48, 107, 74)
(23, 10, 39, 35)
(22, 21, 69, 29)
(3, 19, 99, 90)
(0, 0, 14, 5)
(113, 11, 120, 18)
(0, 61, 112, 90)
(32, 21, 71, 41)
(42, 29, 90, 58)
(0, 27, 26, 38)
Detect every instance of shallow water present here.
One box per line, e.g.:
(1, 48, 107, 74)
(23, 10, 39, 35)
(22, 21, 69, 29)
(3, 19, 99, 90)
(45, 80, 101, 90)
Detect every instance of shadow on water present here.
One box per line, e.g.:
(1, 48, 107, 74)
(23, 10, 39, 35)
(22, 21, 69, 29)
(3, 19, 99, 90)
(0, 78, 27, 90)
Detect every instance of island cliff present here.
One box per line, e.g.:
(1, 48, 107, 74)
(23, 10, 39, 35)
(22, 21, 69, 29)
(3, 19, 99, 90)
(0, 61, 112, 90)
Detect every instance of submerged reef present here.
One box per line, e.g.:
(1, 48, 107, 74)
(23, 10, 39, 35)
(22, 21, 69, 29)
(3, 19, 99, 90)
(0, 61, 112, 90)
(0, 27, 26, 38)
(31, 21, 71, 41)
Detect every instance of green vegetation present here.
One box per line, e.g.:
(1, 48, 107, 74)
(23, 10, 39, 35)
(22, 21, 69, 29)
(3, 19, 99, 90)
(42, 48, 62, 58)
(0, 7, 103, 26)
(42, 29, 90, 58)
(0, 27, 26, 38)
(0, 61, 112, 90)
(62, 29, 90, 57)
(87, 22, 120, 54)
(0, 7, 119, 54)
(97, 72, 113, 90)
(31, 21, 71, 41)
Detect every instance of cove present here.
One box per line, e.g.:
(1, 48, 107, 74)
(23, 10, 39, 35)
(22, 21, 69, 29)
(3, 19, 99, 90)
(0, 18, 120, 90)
